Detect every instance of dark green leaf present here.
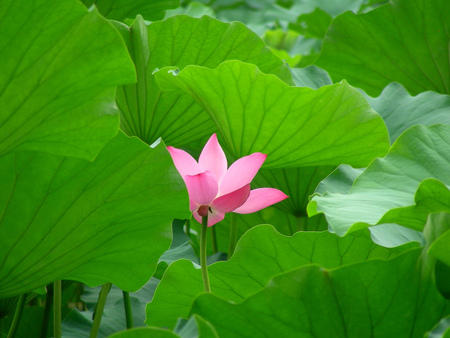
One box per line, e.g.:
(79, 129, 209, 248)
(191, 249, 450, 337)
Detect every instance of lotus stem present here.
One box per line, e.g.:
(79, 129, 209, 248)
(53, 280, 61, 338)
(122, 291, 133, 329)
(185, 219, 191, 238)
(200, 215, 211, 293)
(90, 283, 111, 338)
(40, 286, 53, 338)
(228, 213, 238, 258)
(7, 293, 27, 338)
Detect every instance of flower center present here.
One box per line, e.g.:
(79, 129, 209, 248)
(197, 205, 210, 217)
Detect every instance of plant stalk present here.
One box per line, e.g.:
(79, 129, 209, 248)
(40, 285, 53, 338)
(7, 293, 27, 338)
(185, 219, 191, 238)
(200, 215, 211, 293)
(90, 283, 112, 338)
(53, 280, 61, 338)
(122, 291, 133, 329)
(228, 213, 238, 258)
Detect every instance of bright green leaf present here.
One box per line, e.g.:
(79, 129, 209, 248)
(156, 60, 390, 168)
(191, 248, 450, 337)
(0, 132, 190, 299)
(308, 125, 450, 236)
(116, 15, 292, 147)
(81, 0, 179, 21)
(109, 327, 180, 338)
(0, 0, 136, 161)
(146, 224, 416, 328)
(316, 0, 450, 96)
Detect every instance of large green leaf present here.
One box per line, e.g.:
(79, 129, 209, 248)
(0, 0, 136, 161)
(81, 0, 179, 21)
(308, 125, 450, 236)
(363, 83, 450, 143)
(115, 15, 292, 147)
(0, 132, 190, 299)
(191, 248, 450, 337)
(156, 60, 390, 168)
(316, 0, 450, 96)
(146, 224, 416, 328)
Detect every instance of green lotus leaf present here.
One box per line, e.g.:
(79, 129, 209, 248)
(289, 7, 332, 39)
(80, 0, 179, 21)
(308, 124, 450, 236)
(426, 213, 450, 268)
(364, 83, 450, 143)
(110, 327, 180, 338)
(426, 316, 450, 338)
(291, 65, 333, 89)
(316, 0, 450, 96)
(146, 224, 416, 328)
(0, 0, 136, 161)
(156, 60, 390, 168)
(62, 279, 159, 336)
(174, 315, 219, 338)
(191, 248, 450, 337)
(0, 132, 190, 299)
(115, 15, 292, 148)
(206, 165, 334, 252)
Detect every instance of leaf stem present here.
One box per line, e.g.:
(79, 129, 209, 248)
(122, 291, 133, 329)
(90, 283, 111, 338)
(200, 215, 211, 293)
(7, 293, 27, 338)
(228, 213, 238, 258)
(40, 286, 53, 338)
(185, 219, 191, 238)
(53, 280, 61, 338)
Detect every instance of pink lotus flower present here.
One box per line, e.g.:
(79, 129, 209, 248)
(167, 134, 288, 227)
